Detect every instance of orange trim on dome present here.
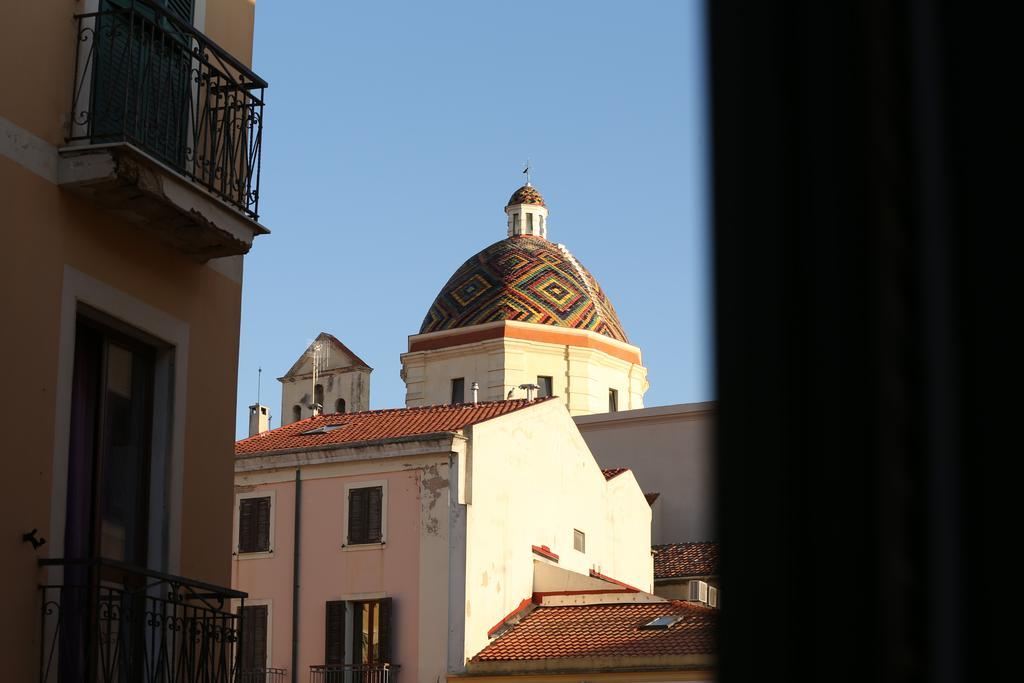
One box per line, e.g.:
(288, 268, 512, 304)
(408, 322, 642, 364)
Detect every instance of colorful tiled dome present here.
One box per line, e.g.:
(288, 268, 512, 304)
(506, 184, 546, 207)
(419, 235, 629, 342)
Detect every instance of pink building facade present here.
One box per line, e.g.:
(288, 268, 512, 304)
(232, 398, 654, 682)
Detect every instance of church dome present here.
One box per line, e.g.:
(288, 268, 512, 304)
(506, 184, 546, 207)
(419, 235, 629, 342)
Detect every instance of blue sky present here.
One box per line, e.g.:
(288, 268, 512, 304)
(235, 0, 711, 438)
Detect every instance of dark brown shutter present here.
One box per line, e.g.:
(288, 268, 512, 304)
(377, 598, 393, 664)
(240, 605, 267, 670)
(255, 497, 271, 551)
(348, 488, 367, 544)
(325, 601, 346, 667)
(239, 498, 255, 552)
(367, 487, 383, 543)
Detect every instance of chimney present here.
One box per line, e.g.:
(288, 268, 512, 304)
(248, 404, 270, 436)
(471, 381, 479, 404)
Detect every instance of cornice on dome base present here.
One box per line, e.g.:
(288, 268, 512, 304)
(407, 320, 643, 365)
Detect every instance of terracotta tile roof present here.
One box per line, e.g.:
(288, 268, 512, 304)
(235, 398, 553, 456)
(653, 542, 719, 580)
(474, 601, 715, 661)
(601, 467, 630, 481)
(645, 492, 661, 505)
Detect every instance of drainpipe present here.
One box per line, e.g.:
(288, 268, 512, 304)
(291, 468, 302, 683)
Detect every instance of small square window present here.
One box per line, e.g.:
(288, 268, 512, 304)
(573, 529, 585, 553)
(537, 376, 553, 398)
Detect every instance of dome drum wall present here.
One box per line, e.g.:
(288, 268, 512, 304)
(400, 330, 648, 415)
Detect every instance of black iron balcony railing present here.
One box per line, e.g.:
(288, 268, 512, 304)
(237, 668, 288, 683)
(39, 557, 247, 683)
(310, 664, 401, 683)
(68, 0, 266, 219)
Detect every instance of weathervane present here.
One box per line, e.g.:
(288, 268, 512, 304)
(523, 159, 531, 186)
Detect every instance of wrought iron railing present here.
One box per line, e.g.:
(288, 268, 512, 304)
(237, 668, 288, 683)
(39, 557, 247, 683)
(310, 664, 400, 683)
(68, 0, 266, 219)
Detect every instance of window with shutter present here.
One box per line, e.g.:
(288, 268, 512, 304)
(239, 604, 268, 671)
(347, 486, 383, 545)
(239, 496, 271, 552)
(325, 601, 346, 667)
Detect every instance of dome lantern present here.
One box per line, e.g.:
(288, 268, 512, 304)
(505, 183, 549, 239)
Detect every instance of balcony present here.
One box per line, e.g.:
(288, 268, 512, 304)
(39, 557, 247, 683)
(238, 669, 288, 683)
(59, 0, 269, 261)
(310, 664, 401, 683)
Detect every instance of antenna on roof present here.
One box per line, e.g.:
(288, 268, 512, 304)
(309, 338, 329, 416)
(257, 366, 262, 406)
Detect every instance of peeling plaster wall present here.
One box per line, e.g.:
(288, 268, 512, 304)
(459, 400, 653, 665)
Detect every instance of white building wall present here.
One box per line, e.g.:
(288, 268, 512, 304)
(280, 366, 370, 423)
(458, 399, 653, 666)
(574, 402, 716, 544)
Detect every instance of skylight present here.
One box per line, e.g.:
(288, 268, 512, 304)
(640, 615, 683, 630)
(299, 424, 346, 435)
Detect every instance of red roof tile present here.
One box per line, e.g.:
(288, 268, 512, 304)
(653, 542, 719, 579)
(236, 398, 553, 456)
(474, 601, 715, 661)
(601, 467, 629, 481)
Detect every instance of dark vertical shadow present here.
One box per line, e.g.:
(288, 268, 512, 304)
(708, 2, 1001, 681)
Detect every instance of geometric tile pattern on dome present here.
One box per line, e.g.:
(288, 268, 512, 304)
(420, 235, 629, 343)
(506, 184, 546, 207)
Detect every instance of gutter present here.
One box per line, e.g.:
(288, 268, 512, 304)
(291, 468, 302, 683)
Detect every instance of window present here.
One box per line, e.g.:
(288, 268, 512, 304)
(336, 398, 346, 414)
(574, 529, 586, 552)
(347, 486, 383, 545)
(292, 405, 302, 422)
(239, 604, 268, 671)
(527, 212, 534, 233)
(324, 599, 393, 667)
(608, 388, 619, 412)
(513, 214, 521, 234)
(238, 495, 271, 553)
(66, 313, 159, 567)
(450, 377, 465, 405)
(537, 376, 553, 398)
(314, 384, 324, 412)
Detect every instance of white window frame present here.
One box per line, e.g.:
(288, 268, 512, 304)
(234, 489, 276, 558)
(48, 266, 189, 580)
(341, 479, 388, 550)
